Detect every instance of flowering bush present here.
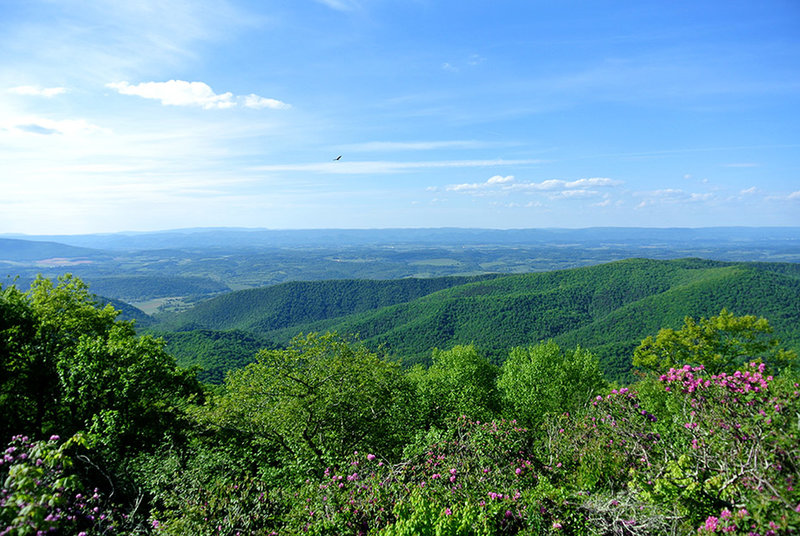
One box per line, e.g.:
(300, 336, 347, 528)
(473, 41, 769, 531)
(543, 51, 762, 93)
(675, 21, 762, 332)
(639, 363, 800, 534)
(0, 434, 121, 536)
(545, 362, 799, 535)
(284, 418, 558, 534)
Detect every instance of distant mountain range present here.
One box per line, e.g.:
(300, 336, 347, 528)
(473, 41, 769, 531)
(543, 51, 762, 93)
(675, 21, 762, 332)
(4, 226, 800, 250)
(3, 227, 799, 306)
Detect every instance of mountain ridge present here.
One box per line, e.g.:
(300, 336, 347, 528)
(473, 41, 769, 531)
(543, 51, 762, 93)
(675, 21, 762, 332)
(151, 258, 800, 381)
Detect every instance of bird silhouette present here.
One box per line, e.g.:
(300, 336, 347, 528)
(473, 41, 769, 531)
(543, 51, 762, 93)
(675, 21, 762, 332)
(333, 155, 342, 161)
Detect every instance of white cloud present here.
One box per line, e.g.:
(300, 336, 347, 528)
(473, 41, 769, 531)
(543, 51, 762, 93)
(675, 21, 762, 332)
(242, 94, 291, 109)
(107, 80, 235, 109)
(107, 81, 291, 111)
(487, 175, 514, 184)
(551, 189, 601, 199)
(8, 85, 67, 97)
(740, 186, 759, 195)
(788, 191, 800, 200)
(445, 176, 621, 195)
(724, 162, 759, 168)
(564, 177, 619, 188)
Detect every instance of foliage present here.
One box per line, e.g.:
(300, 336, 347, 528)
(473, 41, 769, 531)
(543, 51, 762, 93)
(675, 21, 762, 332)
(0, 434, 133, 536)
(282, 417, 548, 535)
(498, 341, 607, 430)
(202, 333, 417, 470)
(633, 308, 797, 374)
(154, 329, 278, 384)
(0, 275, 202, 459)
(547, 364, 800, 535)
(157, 275, 495, 333)
(417, 345, 500, 426)
(3, 272, 800, 535)
(235, 260, 800, 382)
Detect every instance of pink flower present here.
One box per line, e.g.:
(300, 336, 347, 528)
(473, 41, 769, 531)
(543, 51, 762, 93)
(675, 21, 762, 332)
(367, 453, 376, 461)
(704, 516, 718, 531)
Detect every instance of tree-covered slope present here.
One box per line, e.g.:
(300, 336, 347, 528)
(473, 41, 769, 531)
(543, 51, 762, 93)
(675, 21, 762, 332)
(86, 275, 231, 302)
(154, 329, 279, 384)
(257, 259, 800, 378)
(154, 274, 497, 333)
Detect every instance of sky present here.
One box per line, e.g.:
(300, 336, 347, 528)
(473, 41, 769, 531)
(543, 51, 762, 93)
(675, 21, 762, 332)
(1, 0, 799, 234)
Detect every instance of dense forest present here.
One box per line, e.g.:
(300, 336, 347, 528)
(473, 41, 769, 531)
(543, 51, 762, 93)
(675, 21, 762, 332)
(1, 270, 798, 535)
(154, 259, 800, 382)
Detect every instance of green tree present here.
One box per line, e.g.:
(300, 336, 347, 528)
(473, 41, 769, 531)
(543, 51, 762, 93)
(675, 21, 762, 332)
(0, 275, 201, 454)
(497, 341, 607, 430)
(0, 282, 41, 440)
(204, 332, 416, 471)
(633, 308, 796, 374)
(416, 344, 500, 427)
(0, 275, 120, 439)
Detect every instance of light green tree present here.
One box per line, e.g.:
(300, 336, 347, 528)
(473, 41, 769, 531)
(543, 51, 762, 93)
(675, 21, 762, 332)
(498, 340, 607, 430)
(633, 308, 796, 374)
(416, 344, 500, 427)
(205, 332, 416, 469)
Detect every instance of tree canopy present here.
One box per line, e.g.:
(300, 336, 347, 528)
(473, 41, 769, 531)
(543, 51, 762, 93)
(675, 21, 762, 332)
(633, 308, 797, 374)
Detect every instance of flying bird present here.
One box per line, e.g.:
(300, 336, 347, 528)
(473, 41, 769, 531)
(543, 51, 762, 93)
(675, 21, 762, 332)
(333, 155, 342, 161)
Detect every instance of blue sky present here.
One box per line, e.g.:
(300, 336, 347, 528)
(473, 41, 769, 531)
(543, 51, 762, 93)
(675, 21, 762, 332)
(1, 0, 799, 234)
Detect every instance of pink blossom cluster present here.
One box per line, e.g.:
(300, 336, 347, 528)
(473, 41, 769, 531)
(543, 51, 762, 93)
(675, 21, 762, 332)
(660, 363, 772, 395)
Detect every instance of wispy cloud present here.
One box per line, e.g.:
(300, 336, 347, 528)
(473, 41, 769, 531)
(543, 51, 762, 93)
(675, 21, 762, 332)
(442, 54, 486, 73)
(635, 189, 715, 209)
(341, 140, 491, 152)
(445, 175, 621, 196)
(1, 116, 109, 136)
(314, 0, 360, 11)
(242, 94, 291, 110)
(8, 85, 67, 97)
(251, 159, 542, 175)
(107, 80, 290, 110)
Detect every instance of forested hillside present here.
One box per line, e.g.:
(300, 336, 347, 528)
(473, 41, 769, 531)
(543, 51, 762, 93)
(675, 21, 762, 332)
(154, 329, 279, 384)
(156, 259, 800, 381)
(1, 274, 797, 535)
(155, 274, 498, 333)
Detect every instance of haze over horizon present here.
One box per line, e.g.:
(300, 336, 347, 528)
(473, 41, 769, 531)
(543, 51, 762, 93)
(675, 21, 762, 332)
(2, 1, 799, 234)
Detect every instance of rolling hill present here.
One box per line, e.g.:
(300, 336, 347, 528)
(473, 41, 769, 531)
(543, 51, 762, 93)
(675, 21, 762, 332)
(155, 274, 498, 333)
(152, 259, 800, 382)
